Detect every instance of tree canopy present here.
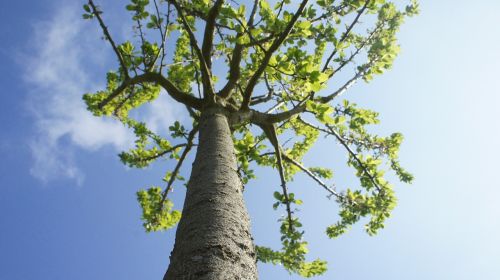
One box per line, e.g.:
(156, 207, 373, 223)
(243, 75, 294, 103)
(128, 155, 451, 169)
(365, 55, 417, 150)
(82, 0, 418, 277)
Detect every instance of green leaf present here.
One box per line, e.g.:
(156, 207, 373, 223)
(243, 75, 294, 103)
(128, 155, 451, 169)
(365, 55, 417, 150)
(83, 4, 91, 13)
(296, 20, 311, 30)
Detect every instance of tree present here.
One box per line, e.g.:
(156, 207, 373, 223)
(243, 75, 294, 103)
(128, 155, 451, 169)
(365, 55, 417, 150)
(82, 0, 418, 278)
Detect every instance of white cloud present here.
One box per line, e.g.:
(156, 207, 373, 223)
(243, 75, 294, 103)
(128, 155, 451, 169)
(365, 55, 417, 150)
(24, 4, 183, 185)
(143, 91, 182, 133)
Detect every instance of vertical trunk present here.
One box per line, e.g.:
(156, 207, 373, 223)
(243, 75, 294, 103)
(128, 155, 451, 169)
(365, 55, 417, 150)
(164, 107, 258, 280)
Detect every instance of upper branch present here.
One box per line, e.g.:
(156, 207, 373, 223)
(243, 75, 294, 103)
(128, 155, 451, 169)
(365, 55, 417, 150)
(240, 0, 310, 110)
(149, 0, 171, 73)
(169, 0, 215, 98)
(322, 0, 370, 72)
(219, 0, 260, 99)
(332, 21, 383, 76)
(88, 0, 129, 79)
(201, 0, 224, 69)
(297, 117, 382, 192)
(247, 0, 260, 27)
(182, 4, 234, 30)
(317, 69, 366, 103)
(249, 72, 274, 105)
(218, 44, 244, 98)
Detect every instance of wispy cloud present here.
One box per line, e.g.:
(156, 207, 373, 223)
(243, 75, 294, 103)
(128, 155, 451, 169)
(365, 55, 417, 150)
(23, 4, 183, 185)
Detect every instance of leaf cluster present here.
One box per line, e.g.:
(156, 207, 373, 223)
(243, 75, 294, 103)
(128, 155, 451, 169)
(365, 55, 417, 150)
(137, 187, 181, 232)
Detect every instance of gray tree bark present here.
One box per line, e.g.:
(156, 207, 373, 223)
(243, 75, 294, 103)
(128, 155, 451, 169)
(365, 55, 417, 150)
(164, 107, 258, 280)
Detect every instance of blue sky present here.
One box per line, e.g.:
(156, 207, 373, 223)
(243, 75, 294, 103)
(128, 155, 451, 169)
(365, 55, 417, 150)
(1, 0, 500, 279)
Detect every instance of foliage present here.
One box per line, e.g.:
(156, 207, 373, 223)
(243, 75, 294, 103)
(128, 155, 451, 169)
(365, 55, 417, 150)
(82, 0, 418, 277)
(256, 192, 327, 277)
(137, 187, 181, 232)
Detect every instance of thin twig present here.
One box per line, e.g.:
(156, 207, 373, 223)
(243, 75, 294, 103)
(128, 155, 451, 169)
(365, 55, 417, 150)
(297, 117, 382, 192)
(88, 0, 129, 78)
(170, 0, 214, 98)
(259, 124, 294, 232)
(241, 0, 311, 109)
(281, 153, 341, 199)
(141, 143, 188, 163)
(322, 0, 370, 72)
(161, 126, 199, 205)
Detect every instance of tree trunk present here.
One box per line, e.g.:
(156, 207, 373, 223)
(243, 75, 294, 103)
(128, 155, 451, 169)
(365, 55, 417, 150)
(164, 107, 258, 280)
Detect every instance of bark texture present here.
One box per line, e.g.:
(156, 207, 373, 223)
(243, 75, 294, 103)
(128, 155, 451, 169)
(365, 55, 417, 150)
(164, 107, 258, 280)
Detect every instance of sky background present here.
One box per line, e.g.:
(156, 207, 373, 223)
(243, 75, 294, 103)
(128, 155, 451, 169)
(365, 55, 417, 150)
(1, 0, 500, 279)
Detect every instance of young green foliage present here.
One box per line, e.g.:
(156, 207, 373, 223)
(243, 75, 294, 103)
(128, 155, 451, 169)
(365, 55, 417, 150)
(137, 187, 181, 232)
(82, 0, 418, 277)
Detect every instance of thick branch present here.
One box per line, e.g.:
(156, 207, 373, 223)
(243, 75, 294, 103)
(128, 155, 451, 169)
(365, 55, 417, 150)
(98, 72, 203, 110)
(201, 0, 224, 69)
(218, 43, 244, 98)
(250, 104, 306, 124)
(247, 0, 260, 27)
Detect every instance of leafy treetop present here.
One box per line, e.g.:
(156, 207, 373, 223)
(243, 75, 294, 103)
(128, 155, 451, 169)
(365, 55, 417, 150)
(82, 0, 418, 277)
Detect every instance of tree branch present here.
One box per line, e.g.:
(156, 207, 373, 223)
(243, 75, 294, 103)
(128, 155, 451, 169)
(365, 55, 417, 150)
(182, 5, 234, 30)
(281, 153, 341, 199)
(322, 0, 370, 72)
(218, 44, 244, 98)
(241, 0, 310, 109)
(149, 0, 171, 73)
(161, 126, 199, 205)
(259, 123, 294, 232)
(297, 117, 382, 192)
(169, 0, 215, 98)
(332, 21, 383, 77)
(140, 143, 188, 163)
(201, 0, 224, 69)
(249, 73, 274, 105)
(219, 0, 260, 99)
(319, 53, 383, 104)
(310, 4, 346, 23)
(249, 104, 306, 124)
(318, 68, 366, 103)
(98, 72, 203, 110)
(88, 0, 129, 79)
